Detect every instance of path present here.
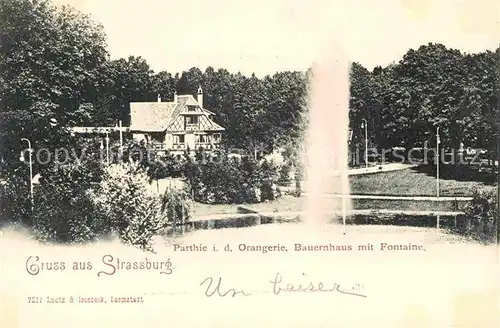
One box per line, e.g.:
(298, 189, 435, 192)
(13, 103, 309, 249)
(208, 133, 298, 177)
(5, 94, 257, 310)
(345, 163, 418, 176)
(311, 163, 417, 177)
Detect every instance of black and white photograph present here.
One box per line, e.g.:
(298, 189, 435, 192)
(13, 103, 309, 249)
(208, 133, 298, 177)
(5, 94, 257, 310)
(0, 0, 498, 327)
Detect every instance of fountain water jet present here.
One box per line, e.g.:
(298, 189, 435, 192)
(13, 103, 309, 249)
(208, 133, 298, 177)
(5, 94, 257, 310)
(303, 44, 352, 231)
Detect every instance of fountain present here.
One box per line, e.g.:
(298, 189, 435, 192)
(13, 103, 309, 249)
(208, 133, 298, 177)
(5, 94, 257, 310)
(303, 44, 352, 232)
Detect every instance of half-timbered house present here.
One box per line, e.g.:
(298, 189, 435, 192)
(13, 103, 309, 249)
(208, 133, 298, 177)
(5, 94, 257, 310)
(129, 87, 224, 155)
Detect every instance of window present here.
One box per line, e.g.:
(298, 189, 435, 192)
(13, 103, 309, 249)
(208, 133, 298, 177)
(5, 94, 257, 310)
(213, 133, 221, 143)
(196, 134, 208, 143)
(187, 105, 196, 112)
(173, 134, 185, 144)
(186, 116, 199, 125)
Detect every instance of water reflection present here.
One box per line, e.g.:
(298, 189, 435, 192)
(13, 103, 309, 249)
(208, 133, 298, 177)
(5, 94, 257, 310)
(162, 213, 479, 237)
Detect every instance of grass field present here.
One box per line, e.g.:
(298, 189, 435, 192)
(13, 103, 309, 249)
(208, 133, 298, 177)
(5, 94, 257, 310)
(349, 167, 495, 197)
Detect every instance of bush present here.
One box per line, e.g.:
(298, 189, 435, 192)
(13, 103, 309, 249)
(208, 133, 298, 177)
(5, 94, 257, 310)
(184, 152, 271, 204)
(25, 157, 192, 251)
(259, 158, 281, 201)
(277, 162, 292, 186)
(161, 186, 191, 226)
(147, 153, 185, 180)
(294, 163, 305, 181)
(465, 189, 498, 220)
(91, 162, 191, 251)
(119, 196, 169, 251)
(196, 159, 259, 204)
(91, 163, 154, 235)
(292, 179, 302, 197)
(0, 170, 33, 226)
(32, 162, 105, 244)
(462, 189, 498, 243)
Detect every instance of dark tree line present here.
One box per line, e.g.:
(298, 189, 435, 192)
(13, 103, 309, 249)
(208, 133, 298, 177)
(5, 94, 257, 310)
(350, 44, 498, 164)
(1, 0, 498, 172)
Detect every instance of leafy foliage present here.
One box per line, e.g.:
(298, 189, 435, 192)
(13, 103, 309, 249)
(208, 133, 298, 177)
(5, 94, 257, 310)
(1, 0, 497, 249)
(31, 162, 105, 243)
(0, 0, 108, 163)
(0, 168, 34, 225)
(350, 44, 498, 162)
(10, 156, 191, 250)
(182, 151, 282, 204)
(465, 189, 498, 221)
(461, 189, 498, 243)
(90, 163, 191, 250)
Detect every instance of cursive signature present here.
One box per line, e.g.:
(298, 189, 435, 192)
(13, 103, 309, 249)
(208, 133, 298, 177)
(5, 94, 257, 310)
(199, 274, 366, 298)
(269, 273, 367, 298)
(200, 277, 251, 297)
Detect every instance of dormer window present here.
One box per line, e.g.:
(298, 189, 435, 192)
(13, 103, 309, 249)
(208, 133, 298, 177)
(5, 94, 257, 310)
(188, 105, 196, 112)
(186, 116, 198, 125)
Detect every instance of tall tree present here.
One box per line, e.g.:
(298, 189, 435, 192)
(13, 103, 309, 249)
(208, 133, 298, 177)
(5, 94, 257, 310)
(0, 0, 108, 163)
(94, 56, 154, 125)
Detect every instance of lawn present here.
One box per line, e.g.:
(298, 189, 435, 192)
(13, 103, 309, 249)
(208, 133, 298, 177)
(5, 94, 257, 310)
(349, 167, 496, 197)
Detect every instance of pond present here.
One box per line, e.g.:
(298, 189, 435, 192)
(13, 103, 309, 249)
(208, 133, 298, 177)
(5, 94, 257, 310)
(162, 212, 492, 243)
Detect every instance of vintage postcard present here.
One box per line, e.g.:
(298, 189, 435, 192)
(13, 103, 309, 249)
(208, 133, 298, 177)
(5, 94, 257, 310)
(0, 0, 498, 327)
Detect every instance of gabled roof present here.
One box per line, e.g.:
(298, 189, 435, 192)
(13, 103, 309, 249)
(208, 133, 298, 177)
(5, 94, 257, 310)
(129, 95, 224, 132)
(130, 102, 178, 132)
(183, 96, 199, 107)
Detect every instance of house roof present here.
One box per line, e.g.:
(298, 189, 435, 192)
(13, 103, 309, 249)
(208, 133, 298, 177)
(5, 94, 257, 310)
(204, 120, 225, 131)
(130, 95, 223, 132)
(130, 102, 178, 132)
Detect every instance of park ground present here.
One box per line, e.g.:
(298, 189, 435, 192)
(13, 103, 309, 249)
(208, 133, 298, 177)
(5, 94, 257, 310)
(190, 165, 497, 217)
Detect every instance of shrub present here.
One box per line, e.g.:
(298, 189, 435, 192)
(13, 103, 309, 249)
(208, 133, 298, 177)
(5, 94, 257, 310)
(28, 158, 192, 251)
(182, 149, 287, 205)
(92, 163, 163, 250)
(90, 162, 191, 251)
(119, 196, 168, 252)
(0, 170, 33, 226)
(32, 162, 105, 244)
(146, 153, 185, 181)
(462, 189, 498, 243)
(292, 179, 302, 197)
(465, 189, 498, 220)
(184, 152, 262, 204)
(259, 159, 281, 201)
(294, 163, 305, 181)
(277, 162, 292, 186)
(91, 163, 154, 235)
(161, 186, 191, 226)
(200, 159, 258, 204)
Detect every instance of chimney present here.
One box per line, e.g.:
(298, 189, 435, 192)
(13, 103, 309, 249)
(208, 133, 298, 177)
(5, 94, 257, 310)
(197, 86, 203, 108)
(157, 93, 161, 102)
(174, 91, 178, 103)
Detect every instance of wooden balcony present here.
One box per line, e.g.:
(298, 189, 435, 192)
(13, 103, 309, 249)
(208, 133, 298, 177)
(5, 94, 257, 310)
(185, 124, 199, 131)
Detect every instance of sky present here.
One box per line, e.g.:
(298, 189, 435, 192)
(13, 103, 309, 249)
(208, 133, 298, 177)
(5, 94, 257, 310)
(54, 0, 499, 76)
